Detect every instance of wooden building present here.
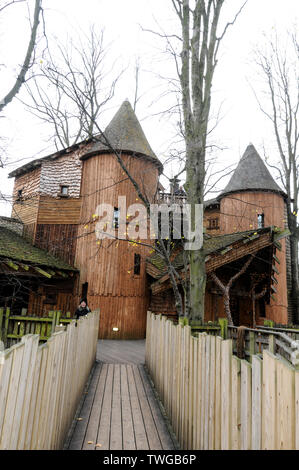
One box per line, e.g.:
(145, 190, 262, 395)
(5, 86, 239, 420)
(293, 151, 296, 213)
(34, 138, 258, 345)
(147, 144, 291, 326)
(9, 101, 162, 338)
(8, 106, 293, 335)
(0, 224, 77, 316)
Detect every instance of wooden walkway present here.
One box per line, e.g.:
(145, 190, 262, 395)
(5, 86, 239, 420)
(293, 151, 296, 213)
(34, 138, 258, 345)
(65, 340, 178, 450)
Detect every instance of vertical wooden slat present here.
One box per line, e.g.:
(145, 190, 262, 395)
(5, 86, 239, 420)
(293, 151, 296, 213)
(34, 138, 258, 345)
(204, 334, 210, 450)
(276, 359, 295, 449)
(200, 333, 206, 449)
(241, 360, 252, 450)
(0, 349, 13, 443)
(231, 356, 241, 450)
(295, 371, 299, 450)
(208, 335, 216, 449)
(17, 335, 39, 450)
(262, 350, 277, 450)
(251, 355, 262, 450)
(221, 339, 232, 450)
(0, 342, 25, 449)
(214, 336, 222, 450)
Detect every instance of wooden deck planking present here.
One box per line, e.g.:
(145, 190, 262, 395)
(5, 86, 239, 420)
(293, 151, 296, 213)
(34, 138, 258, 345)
(82, 363, 108, 450)
(96, 364, 114, 450)
(138, 365, 176, 450)
(126, 364, 149, 450)
(67, 362, 103, 450)
(66, 340, 177, 450)
(120, 365, 136, 450)
(132, 365, 162, 450)
(97, 340, 145, 364)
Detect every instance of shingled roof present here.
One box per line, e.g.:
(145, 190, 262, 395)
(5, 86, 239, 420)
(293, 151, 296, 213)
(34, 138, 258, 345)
(0, 226, 77, 274)
(146, 226, 285, 280)
(80, 100, 163, 173)
(219, 144, 286, 199)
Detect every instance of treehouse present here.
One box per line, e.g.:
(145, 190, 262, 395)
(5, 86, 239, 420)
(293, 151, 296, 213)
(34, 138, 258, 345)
(0, 223, 77, 315)
(7, 102, 293, 336)
(147, 144, 291, 327)
(9, 101, 163, 339)
(146, 226, 288, 327)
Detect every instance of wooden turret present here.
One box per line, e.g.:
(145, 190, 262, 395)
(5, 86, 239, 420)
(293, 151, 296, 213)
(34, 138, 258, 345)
(75, 100, 162, 338)
(218, 144, 289, 324)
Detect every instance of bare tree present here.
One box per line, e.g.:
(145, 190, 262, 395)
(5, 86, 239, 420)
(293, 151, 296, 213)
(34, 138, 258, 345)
(0, 0, 43, 113)
(253, 30, 299, 322)
(171, 0, 247, 322)
(22, 26, 121, 150)
(210, 255, 254, 325)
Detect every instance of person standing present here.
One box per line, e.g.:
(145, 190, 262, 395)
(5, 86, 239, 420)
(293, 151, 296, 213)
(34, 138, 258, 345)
(74, 298, 90, 320)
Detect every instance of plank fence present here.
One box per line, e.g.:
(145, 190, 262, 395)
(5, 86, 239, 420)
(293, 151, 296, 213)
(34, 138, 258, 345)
(145, 312, 299, 450)
(0, 309, 99, 450)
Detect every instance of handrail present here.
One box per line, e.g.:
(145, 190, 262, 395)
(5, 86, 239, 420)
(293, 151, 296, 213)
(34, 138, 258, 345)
(227, 324, 299, 368)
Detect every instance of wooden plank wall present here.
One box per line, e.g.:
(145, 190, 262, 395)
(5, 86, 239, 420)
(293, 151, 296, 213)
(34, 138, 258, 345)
(37, 196, 81, 224)
(85, 294, 149, 339)
(145, 312, 299, 450)
(75, 152, 159, 339)
(0, 310, 99, 450)
(35, 223, 78, 265)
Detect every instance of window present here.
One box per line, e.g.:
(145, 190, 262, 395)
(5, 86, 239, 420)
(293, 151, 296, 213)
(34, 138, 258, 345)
(134, 253, 141, 275)
(257, 213, 264, 229)
(59, 185, 69, 197)
(113, 207, 120, 229)
(16, 189, 23, 201)
(258, 298, 266, 318)
(207, 217, 219, 230)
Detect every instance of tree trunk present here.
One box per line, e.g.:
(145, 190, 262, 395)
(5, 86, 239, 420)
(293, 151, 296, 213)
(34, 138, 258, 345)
(287, 207, 299, 323)
(189, 248, 206, 321)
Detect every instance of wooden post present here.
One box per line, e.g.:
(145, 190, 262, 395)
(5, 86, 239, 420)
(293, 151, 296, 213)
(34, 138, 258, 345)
(231, 356, 241, 450)
(249, 331, 255, 362)
(219, 318, 228, 340)
(241, 360, 252, 450)
(50, 311, 57, 337)
(268, 334, 275, 354)
(276, 360, 295, 449)
(262, 350, 277, 449)
(0, 308, 3, 342)
(56, 311, 62, 326)
(221, 339, 232, 449)
(251, 355, 262, 450)
(3, 308, 10, 347)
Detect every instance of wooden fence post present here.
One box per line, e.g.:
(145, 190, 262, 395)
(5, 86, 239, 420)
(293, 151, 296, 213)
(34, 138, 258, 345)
(240, 360, 252, 450)
(0, 308, 4, 342)
(219, 318, 228, 340)
(262, 350, 277, 449)
(3, 308, 10, 347)
(251, 355, 262, 450)
(231, 356, 241, 450)
(276, 360, 295, 449)
(221, 339, 232, 449)
(249, 331, 255, 362)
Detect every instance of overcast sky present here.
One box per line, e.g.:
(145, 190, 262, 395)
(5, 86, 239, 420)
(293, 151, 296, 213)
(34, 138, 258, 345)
(0, 0, 298, 216)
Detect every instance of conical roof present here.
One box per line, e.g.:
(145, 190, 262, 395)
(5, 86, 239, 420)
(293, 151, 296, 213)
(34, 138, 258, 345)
(81, 100, 163, 173)
(219, 144, 286, 199)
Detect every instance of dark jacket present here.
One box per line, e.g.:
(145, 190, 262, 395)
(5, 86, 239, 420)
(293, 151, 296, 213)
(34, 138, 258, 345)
(74, 305, 90, 320)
